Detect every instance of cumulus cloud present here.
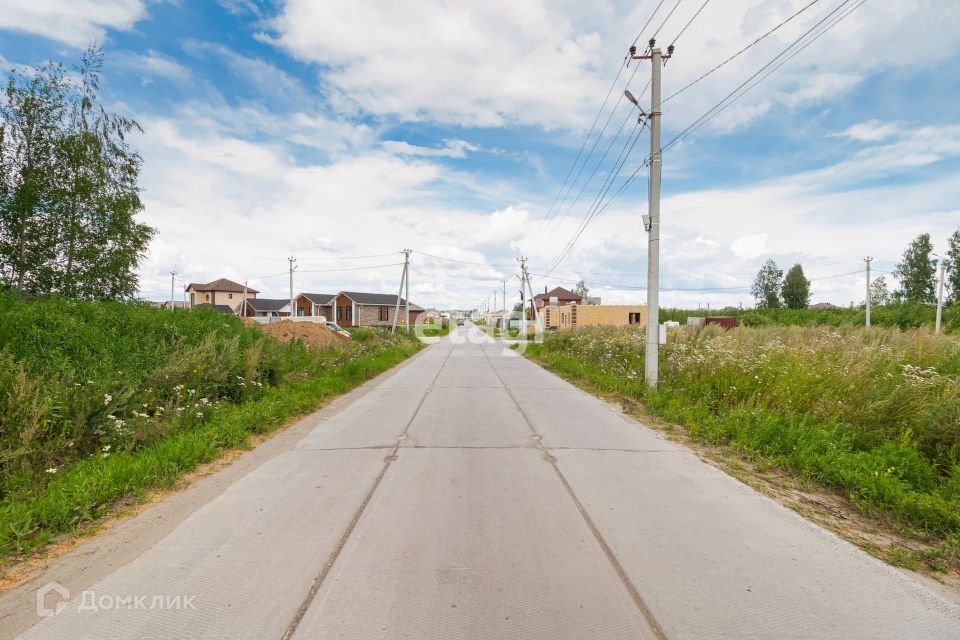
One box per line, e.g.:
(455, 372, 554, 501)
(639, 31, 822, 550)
(0, 0, 146, 47)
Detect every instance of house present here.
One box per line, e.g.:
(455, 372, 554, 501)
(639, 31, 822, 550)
(808, 302, 839, 310)
(542, 302, 646, 330)
(484, 309, 513, 329)
(186, 278, 257, 311)
(533, 286, 583, 311)
(241, 298, 290, 319)
(195, 303, 235, 314)
(332, 291, 423, 327)
(295, 293, 337, 319)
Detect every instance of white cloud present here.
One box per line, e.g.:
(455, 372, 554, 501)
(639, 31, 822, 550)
(833, 119, 901, 143)
(730, 233, 770, 259)
(0, 0, 146, 47)
(382, 139, 480, 159)
(114, 50, 191, 83)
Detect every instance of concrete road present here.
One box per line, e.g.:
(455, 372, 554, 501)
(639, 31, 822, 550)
(11, 326, 960, 639)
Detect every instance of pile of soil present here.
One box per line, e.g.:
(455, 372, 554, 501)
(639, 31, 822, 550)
(254, 320, 351, 349)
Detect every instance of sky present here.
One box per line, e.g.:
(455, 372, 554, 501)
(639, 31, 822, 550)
(0, 0, 958, 310)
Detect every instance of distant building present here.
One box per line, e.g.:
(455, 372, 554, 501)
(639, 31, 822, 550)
(186, 278, 257, 312)
(808, 302, 839, 310)
(542, 302, 646, 331)
(533, 286, 583, 312)
(295, 293, 337, 319)
(241, 298, 290, 319)
(331, 292, 423, 328)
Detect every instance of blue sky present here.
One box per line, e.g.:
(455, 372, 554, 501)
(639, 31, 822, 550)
(1, 0, 958, 309)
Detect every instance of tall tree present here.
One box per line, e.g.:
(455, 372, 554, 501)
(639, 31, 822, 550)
(751, 259, 783, 308)
(870, 275, 891, 306)
(0, 63, 68, 293)
(0, 46, 153, 299)
(573, 279, 589, 299)
(945, 228, 960, 304)
(892, 233, 936, 304)
(781, 263, 811, 309)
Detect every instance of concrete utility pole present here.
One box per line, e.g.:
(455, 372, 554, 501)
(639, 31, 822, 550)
(864, 257, 872, 328)
(518, 256, 540, 335)
(288, 257, 296, 318)
(500, 278, 508, 311)
(240, 280, 248, 317)
(936, 260, 945, 333)
(630, 40, 669, 389)
(170, 271, 176, 312)
(405, 249, 411, 332)
(391, 250, 410, 333)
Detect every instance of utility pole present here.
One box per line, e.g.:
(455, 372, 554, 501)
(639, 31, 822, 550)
(500, 278, 508, 311)
(405, 249, 411, 332)
(240, 280, 248, 317)
(288, 257, 296, 318)
(936, 260, 945, 333)
(392, 250, 410, 333)
(170, 271, 176, 312)
(864, 257, 872, 328)
(630, 40, 670, 389)
(518, 256, 540, 335)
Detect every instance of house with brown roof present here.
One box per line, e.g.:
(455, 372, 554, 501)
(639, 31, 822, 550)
(533, 286, 583, 311)
(186, 278, 257, 312)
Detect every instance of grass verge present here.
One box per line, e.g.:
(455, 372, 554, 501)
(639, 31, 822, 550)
(525, 325, 960, 575)
(0, 336, 419, 558)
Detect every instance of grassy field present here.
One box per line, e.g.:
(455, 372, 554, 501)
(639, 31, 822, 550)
(661, 302, 959, 332)
(526, 324, 960, 572)
(0, 293, 421, 556)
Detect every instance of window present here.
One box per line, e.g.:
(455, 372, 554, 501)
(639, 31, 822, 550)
(190, 293, 195, 307)
(205, 294, 210, 301)
(336, 307, 342, 321)
(629, 313, 642, 325)
(228, 293, 233, 299)
(346, 306, 353, 321)
(379, 306, 389, 321)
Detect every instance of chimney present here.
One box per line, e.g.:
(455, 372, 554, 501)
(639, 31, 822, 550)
(544, 286, 547, 294)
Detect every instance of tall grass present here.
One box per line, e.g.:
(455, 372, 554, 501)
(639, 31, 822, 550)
(0, 293, 421, 555)
(527, 325, 960, 545)
(661, 302, 959, 332)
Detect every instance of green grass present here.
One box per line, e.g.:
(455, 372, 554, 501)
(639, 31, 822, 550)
(419, 323, 451, 337)
(526, 325, 960, 569)
(661, 302, 959, 332)
(0, 293, 421, 556)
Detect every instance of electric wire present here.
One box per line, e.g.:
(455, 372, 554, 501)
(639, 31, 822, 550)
(662, 0, 822, 104)
(669, 0, 711, 48)
(652, 0, 685, 40)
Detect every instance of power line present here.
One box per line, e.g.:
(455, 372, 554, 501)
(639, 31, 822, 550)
(663, 0, 822, 104)
(411, 250, 515, 269)
(297, 263, 405, 274)
(652, 0, 685, 40)
(663, 0, 866, 154)
(669, 0, 711, 48)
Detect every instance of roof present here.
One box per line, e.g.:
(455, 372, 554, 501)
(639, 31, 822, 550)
(245, 298, 290, 312)
(534, 286, 582, 302)
(808, 302, 839, 309)
(339, 291, 423, 310)
(196, 303, 235, 314)
(298, 292, 337, 305)
(186, 278, 259, 294)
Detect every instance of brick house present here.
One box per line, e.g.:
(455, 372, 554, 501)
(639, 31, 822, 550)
(241, 298, 290, 319)
(333, 291, 423, 327)
(295, 293, 336, 319)
(186, 278, 257, 312)
(533, 286, 582, 312)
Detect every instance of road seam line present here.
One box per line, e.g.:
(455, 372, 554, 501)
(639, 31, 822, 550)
(481, 344, 669, 640)
(280, 344, 454, 640)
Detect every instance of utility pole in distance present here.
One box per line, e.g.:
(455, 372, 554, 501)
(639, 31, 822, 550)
(500, 278, 508, 311)
(864, 256, 872, 328)
(936, 259, 945, 333)
(630, 39, 671, 389)
(405, 250, 411, 332)
(288, 257, 297, 318)
(170, 271, 176, 312)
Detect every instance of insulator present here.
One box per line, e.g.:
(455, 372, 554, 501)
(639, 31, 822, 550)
(629, 45, 637, 56)
(667, 44, 675, 55)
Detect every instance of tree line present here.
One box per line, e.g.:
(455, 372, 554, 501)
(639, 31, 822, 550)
(0, 46, 153, 300)
(751, 231, 960, 309)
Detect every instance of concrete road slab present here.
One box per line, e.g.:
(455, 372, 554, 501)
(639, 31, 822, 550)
(513, 386, 672, 451)
(434, 362, 503, 388)
(552, 448, 960, 639)
(18, 449, 389, 640)
(491, 362, 573, 388)
(290, 448, 658, 640)
(296, 388, 421, 449)
(403, 388, 533, 448)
